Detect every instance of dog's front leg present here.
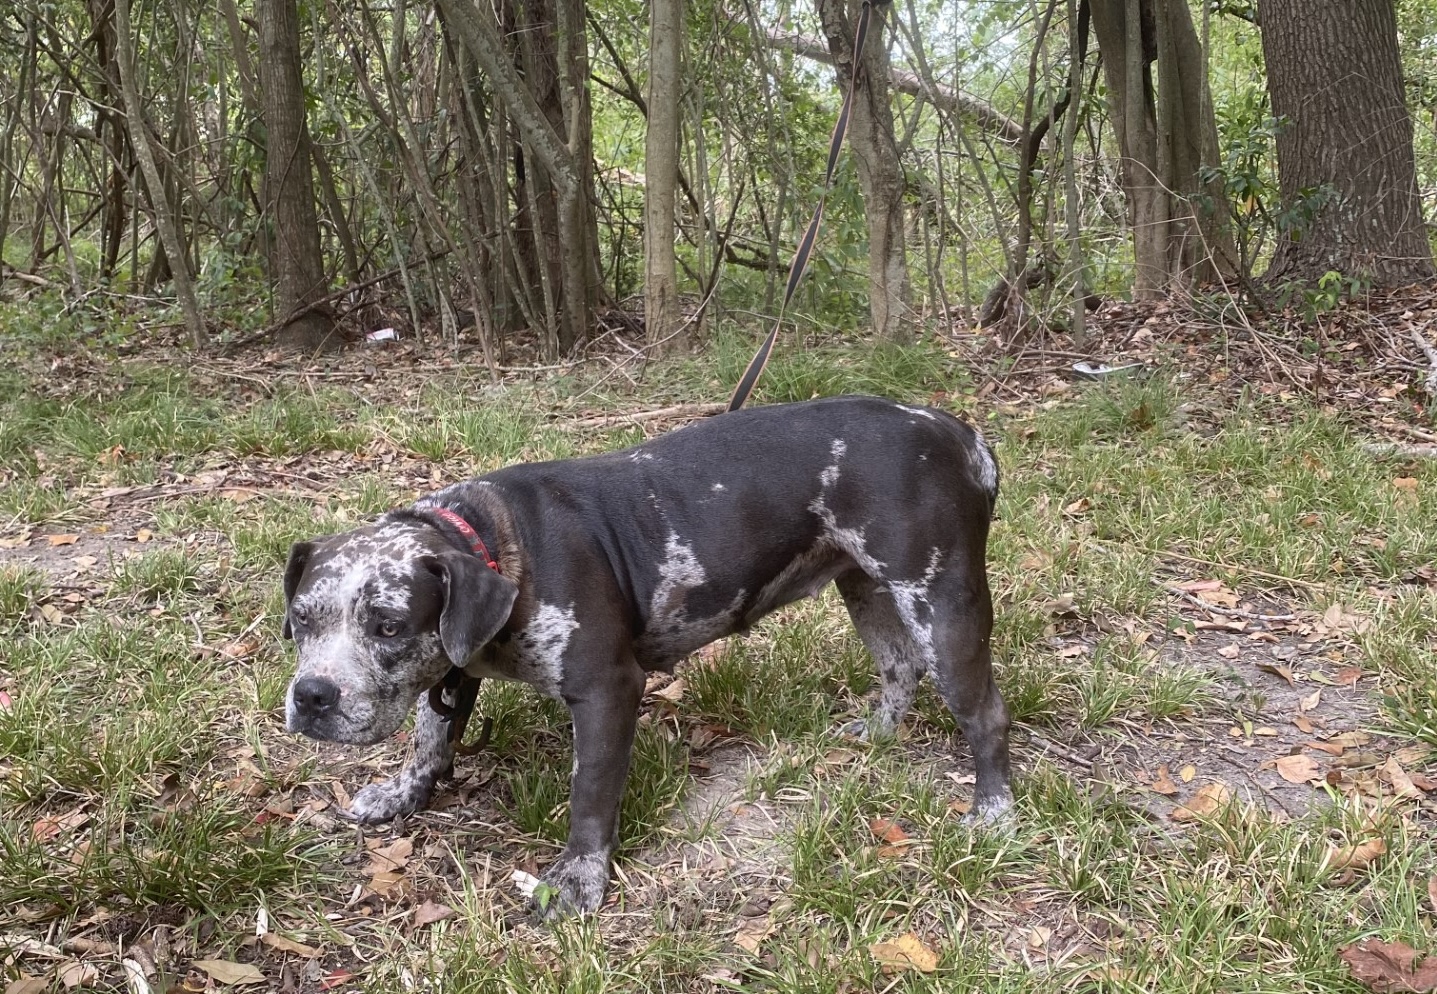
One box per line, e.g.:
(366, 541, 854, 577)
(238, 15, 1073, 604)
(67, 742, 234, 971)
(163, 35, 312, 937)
(347, 690, 456, 823)
(537, 661, 645, 918)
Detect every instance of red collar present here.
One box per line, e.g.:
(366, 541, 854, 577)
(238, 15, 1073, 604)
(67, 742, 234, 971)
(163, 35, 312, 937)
(432, 507, 501, 574)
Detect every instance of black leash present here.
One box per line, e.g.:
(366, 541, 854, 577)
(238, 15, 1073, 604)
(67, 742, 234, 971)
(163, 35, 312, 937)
(728, 0, 891, 413)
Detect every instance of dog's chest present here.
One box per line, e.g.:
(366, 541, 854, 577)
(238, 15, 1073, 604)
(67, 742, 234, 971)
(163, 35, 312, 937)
(461, 602, 577, 699)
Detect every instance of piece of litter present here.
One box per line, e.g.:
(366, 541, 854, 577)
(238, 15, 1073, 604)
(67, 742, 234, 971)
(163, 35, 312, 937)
(511, 870, 541, 898)
(1072, 361, 1145, 380)
(365, 327, 398, 343)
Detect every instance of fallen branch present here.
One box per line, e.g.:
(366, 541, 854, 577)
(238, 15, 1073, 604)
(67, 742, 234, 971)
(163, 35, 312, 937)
(568, 402, 727, 429)
(1361, 442, 1437, 459)
(1157, 581, 1297, 623)
(1410, 326, 1437, 396)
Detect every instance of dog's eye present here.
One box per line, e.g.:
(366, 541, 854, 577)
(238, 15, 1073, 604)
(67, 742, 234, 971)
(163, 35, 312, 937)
(291, 606, 309, 627)
(377, 620, 401, 638)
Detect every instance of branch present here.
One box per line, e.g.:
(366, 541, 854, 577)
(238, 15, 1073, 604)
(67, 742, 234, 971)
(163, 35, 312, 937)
(762, 29, 1024, 144)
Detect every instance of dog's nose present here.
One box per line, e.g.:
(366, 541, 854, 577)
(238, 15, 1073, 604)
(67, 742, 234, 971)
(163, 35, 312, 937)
(292, 676, 341, 715)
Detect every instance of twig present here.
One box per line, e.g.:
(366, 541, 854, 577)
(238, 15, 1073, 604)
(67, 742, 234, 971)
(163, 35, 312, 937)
(1361, 442, 1437, 459)
(1156, 581, 1297, 622)
(1023, 731, 1095, 769)
(1137, 546, 1328, 591)
(567, 402, 727, 429)
(1408, 325, 1437, 396)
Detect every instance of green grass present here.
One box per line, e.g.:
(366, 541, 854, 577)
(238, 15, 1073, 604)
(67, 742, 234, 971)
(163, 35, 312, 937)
(1, 321, 1433, 993)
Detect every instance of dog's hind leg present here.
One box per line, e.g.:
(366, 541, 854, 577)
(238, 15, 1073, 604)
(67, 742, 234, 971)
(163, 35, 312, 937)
(926, 567, 1013, 823)
(836, 571, 926, 740)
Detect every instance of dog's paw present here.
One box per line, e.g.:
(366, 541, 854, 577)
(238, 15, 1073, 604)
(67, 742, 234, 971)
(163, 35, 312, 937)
(533, 850, 612, 920)
(959, 790, 1016, 829)
(835, 716, 897, 742)
(346, 777, 432, 825)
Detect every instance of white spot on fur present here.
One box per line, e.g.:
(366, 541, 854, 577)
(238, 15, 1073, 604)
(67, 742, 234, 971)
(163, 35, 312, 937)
(970, 432, 999, 497)
(897, 404, 939, 421)
(711, 482, 725, 492)
(652, 533, 706, 613)
(496, 601, 578, 698)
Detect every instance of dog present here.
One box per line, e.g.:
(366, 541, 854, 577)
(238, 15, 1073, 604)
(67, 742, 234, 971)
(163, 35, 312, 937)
(281, 394, 1010, 917)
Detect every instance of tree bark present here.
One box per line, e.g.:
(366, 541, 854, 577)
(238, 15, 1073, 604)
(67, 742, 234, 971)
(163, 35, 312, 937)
(1088, 0, 1235, 298)
(815, 0, 911, 341)
(1258, 0, 1433, 286)
(113, 0, 206, 345)
(257, 0, 336, 350)
(644, 0, 682, 350)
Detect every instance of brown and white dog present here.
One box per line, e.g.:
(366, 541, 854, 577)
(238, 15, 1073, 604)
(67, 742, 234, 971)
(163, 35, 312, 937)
(281, 395, 1009, 916)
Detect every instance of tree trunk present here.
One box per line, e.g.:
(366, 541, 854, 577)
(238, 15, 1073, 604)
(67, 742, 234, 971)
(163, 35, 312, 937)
(257, 0, 337, 350)
(1258, 0, 1433, 286)
(114, 0, 206, 345)
(814, 0, 911, 341)
(644, 0, 682, 350)
(1088, 0, 1235, 299)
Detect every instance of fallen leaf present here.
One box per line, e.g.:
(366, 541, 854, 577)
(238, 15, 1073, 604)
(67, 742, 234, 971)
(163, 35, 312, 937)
(1308, 740, 1347, 757)
(1334, 667, 1365, 687)
(1382, 757, 1422, 799)
(135, 528, 153, 543)
(1294, 715, 1316, 734)
(869, 818, 911, 846)
(193, 960, 266, 987)
(259, 933, 320, 957)
(6, 976, 48, 994)
(56, 962, 97, 990)
(360, 870, 409, 901)
(1394, 477, 1420, 491)
(47, 534, 80, 547)
(1327, 837, 1387, 872)
(1256, 661, 1297, 686)
(33, 807, 90, 842)
(1274, 753, 1321, 784)
(1179, 764, 1196, 783)
(1170, 782, 1232, 822)
(1339, 938, 1437, 992)
(413, 901, 454, 928)
(1301, 688, 1323, 712)
(734, 916, 774, 954)
(1217, 644, 1241, 659)
(869, 932, 940, 974)
(1150, 765, 1180, 796)
(319, 970, 357, 990)
(650, 677, 686, 704)
(1027, 925, 1053, 949)
(365, 837, 413, 874)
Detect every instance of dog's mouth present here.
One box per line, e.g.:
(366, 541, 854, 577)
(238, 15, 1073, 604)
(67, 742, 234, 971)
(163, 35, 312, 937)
(286, 695, 407, 747)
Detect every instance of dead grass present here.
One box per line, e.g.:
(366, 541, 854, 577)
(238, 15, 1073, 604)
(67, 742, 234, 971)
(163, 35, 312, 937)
(1, 315, 1435, 993)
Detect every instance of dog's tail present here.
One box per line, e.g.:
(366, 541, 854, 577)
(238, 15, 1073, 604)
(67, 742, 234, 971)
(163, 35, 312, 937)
(971, 432, 1000, 519)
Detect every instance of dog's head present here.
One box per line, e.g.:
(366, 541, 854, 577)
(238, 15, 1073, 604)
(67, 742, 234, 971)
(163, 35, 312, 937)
(280, 518, 517, 744)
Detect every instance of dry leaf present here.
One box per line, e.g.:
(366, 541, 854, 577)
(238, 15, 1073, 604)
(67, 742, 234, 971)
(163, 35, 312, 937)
(319, 970, 356, 991)
(1339, 938, 1437, 992)
(650, 677, 686, 704)
(869, 818, 911, 846)
(192, 960, 266, 987)
(1256, 661, 1297, 686)
(1301, 688, 1323, 712)
(1275, 753, 1321, 784)
(1150, 765, 1180, 796)
(1327, 837, 1387, 872)
(1382, 757, 1422, 799)
(47, 534, 80, 547)
(869, 932, 940, 974)
(56, 962, 98, 990)
(1217, 644, 1241, 659)
(365, 837, 413, 874)
(733, 916, 774, 954)
(413, 901, 455, 928)
(1179, 764, 1196, 783)
(6, 976, 48, 994)
(1170, 782, 1232, 822)
(1295, 715, 1316, 734)
(259, 933, 320, 958)
(33, 807, 89, 842)
(360, 870, 409, 901)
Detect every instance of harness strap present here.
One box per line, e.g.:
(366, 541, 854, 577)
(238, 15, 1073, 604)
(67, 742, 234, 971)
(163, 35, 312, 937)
(729, 0, 890, 413)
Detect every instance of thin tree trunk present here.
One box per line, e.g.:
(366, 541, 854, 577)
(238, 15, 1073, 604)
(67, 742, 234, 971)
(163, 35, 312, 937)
(113, 0, 206, 345)
(644, 0, 682, 350)
(257, 0, 336, 350)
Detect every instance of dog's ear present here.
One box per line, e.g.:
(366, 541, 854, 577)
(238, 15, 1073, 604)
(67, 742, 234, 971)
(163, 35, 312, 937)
(427, 551, 518, 667)
(282, 541, 317, 639)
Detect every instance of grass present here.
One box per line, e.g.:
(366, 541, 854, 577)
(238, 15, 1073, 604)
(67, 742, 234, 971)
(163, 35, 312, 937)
(0, 326, 1434, 993)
